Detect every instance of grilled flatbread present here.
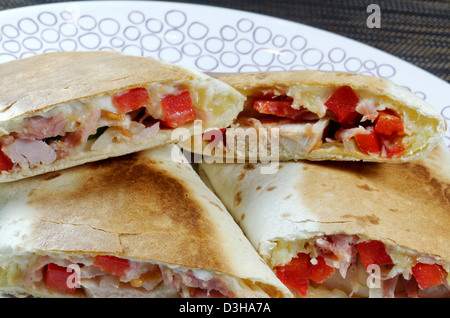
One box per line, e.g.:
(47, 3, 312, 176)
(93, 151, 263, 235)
(183, 70, 445, 163)
(199, 144, 450, 298)
(0, 144, 291, 298)
(0, 51, 244, 182)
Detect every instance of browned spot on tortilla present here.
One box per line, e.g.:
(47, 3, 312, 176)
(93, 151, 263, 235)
(342, 214, 380, 226)
(255, 185, 261, 190)
(27, 153, 227, 271)
(243, 163, 256, 170)
(281, 212, 292, 218)
(356, 184, 377, 192)
(389, 208, 398, 212)
(283, 194, 292, 200)
(237, 172, 246, 181)
(266, 186, 277, 192)
(42, 172, 61, 181)
(209, 201, 225, 212)
(234, 191, 242, 206)
(256, 73, 268, 80)
(240, 213, 246, 221)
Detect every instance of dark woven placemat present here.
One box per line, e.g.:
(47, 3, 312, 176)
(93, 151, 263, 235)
(1, 0, 449, 83)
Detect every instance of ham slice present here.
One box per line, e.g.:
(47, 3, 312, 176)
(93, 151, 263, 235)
(3, 139, 56, 168)
(161, 267, 234, 298)
(56, 109, 101, 158)
(315, 235, 359, 278)
(334, 126, 369, 142)
(62, 109, 101, 149)
(14, 113, 66, 140)
(0, 110, 101, 169)
(356, 99, 378, 122)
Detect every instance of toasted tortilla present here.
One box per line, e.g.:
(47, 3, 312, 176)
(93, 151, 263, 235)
(0, 144, 291, 298)
(0, 51, 244, 183)
(182, 70, 445, 163)
(199, 144, 450, 297)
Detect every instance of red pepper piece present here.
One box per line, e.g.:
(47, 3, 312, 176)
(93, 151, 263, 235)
(0, 145, 13, 172)
(44, 263, 77, 294)
(354, 131, 382, 155)
(375, 110, 404, 135)
(357, 240, 393, 270)
(275, 253, 335, 296)
(412, 263, 447, 290)
(113, 87, 151, 113)
(324, 86, 359, 125)
(93, 255, 131, 278)
(275, 253, 311, 296)
(253, 100, 308, 121)
(160, 91, 195, 128)
(309, 256, 336, 284)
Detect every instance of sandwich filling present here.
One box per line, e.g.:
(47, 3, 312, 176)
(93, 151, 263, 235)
(0, 84, 204, 174)
(18, 253, 273, 298)
(271, 234, 450, 298)
(203, 85, 409, 159)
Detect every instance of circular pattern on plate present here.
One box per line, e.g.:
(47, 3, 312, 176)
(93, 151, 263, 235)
(0, 7, 399, 77)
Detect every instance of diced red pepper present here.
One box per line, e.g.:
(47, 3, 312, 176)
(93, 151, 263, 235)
(160, 91, 195, 128)
(275, 253, 335, 296)
(93, 255, 130, 278)
(378, 134, 405, 158)
(112, 87, 151, 113)
(252, 100, 308, 121)
(44, 263, 77, 294)
(324, 86, 360, 125)
(275, 253, 311, 296)
(385, 146, 405, 158)
(203, 128, 226, 140)
(309, 256, 336, 283)
(0, 145, 13, 172)
(354, 131, 381, 155)
(412, 263, 447, 290)
(357, 240, 393, 270)
(203, 128, 226, 146)
(375, 111, 404, 135)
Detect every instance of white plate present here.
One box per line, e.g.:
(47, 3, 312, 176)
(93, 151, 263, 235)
(0, 0, 449, 146)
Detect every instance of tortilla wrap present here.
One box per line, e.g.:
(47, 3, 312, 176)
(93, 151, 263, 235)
(199, 144, 450, 297)
(182, 70, 445, 163)
(0, 51, 244, 183)
(0, 144, 291, 298)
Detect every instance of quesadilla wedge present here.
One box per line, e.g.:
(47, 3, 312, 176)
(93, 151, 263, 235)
(199, 144, 450, 298)
(0, 51, 244, 183)
(184, 70, 445, 163)
(0, 144, 291, 298)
